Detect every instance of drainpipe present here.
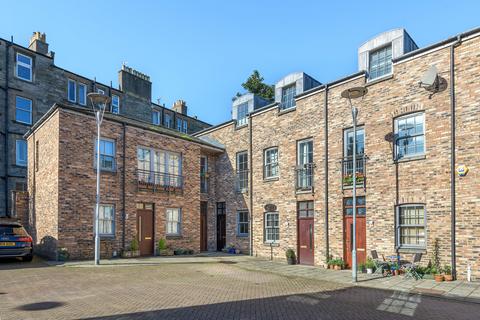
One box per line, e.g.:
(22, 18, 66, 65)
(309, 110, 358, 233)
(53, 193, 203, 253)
(450, 35, 461, 280)
(323, 85, 329, 263)
(3, 37, 11, 217)
(249, 113, 253, 256)
(121, 122, 127, 252)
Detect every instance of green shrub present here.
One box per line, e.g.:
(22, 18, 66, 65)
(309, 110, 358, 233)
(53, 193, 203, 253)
(158, 238, 167, 250)
(365, 257, 376, 269)
(130, 238, 139, 251)
(285, 249, 296, 259)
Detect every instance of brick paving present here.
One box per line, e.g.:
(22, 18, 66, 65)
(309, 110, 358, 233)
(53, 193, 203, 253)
(0, 257, 479, 320)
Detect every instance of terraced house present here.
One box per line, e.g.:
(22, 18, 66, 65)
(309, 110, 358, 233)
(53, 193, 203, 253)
(22, 26, 480, 279)
(0, 32, 211, 217)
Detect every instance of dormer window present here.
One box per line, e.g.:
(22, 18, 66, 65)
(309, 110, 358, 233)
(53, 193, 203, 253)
(152, 110, 161, 125)
(369, 45, 392, 80)
(280, 84, 296, 110)
(237, 103, 248, 127)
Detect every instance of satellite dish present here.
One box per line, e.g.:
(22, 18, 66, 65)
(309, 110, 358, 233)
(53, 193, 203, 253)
(419, 65, 438, 88)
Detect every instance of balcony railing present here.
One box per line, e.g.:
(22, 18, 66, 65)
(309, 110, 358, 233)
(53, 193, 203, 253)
(235, 170, 249, 193)
(136, 169, 184, 193)
(341, 155, 366, 189)
(295, 163, 314, 192)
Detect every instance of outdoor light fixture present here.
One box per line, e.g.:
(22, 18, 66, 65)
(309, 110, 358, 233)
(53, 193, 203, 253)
(341, 86, 367, 283)
(88, 92, 111, 266)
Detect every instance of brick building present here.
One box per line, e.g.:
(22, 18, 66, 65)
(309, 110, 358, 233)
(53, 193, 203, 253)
(25, 26, 480, 279)
(25, 104, 222, 259)
(196, 27, 480, 279)
(0, 32, 211, 217)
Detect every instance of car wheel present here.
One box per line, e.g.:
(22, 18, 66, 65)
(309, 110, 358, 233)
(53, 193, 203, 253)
(23, 255, 33, 262)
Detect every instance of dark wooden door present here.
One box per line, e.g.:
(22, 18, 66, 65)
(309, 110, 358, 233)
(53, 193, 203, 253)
(298, 218, 314, 265)
(200, 201, 208, 251)
(137, 207, 154, 256)
(216, 214, 226, 251)
(344, 217, 367, 268)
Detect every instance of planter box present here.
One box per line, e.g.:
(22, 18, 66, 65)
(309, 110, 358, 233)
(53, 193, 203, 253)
(158, 249, 174, 256)
(122, 250, 140, 258)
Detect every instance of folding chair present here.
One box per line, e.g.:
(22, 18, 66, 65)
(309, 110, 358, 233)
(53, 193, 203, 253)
(371, 250, 389, 276)
(402, 253, 423, 280)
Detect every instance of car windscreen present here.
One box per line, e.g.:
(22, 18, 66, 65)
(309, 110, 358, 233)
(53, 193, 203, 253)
(0, 225, 28, 236)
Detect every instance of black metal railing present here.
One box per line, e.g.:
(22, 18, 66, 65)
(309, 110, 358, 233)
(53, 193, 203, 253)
(136, 169, 184, 192)
(341, 155, 366, 188)
(235, 170, 249, 193)
(295, 163, 314, 192)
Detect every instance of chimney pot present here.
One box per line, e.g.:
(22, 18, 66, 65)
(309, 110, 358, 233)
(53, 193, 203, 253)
(28, 31, 49, 55)
(172, 100, 187, 115)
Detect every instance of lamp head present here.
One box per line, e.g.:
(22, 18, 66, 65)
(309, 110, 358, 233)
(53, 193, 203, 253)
(88, 92, 111, 111)
(341, 86, 368, 100)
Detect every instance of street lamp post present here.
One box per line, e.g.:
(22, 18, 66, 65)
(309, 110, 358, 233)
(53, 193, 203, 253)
(341, 87, 367, 283)
(88, 92, 111, 266)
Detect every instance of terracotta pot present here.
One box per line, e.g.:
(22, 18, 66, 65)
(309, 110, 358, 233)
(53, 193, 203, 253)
(334, 265, 341, 270)
(434, 274, 444, 282)
(444, 274, 454, 281)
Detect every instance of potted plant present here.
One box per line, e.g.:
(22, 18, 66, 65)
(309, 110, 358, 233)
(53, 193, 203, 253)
(443, 265, 453, 281)
(130, 238, 140, 257)
(391, 262, 400, 276)
(157, 238, 174, 256)
(235, 248, 241, 254)
(332, 258, 345, 270)
(227, 243, 236, 254)
(57, 247, 69, 261)
(432, 238, 443, 282)
(285, 248, 296, 265)
(365, 258, 375, 274)
(358, 262, 366, 273)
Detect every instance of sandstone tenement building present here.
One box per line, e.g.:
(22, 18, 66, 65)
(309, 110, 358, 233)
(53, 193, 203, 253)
(25, 26, 480, 279)
(0, 32, 211, 217)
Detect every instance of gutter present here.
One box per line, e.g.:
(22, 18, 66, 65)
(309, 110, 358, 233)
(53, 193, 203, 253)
(121, 123, 127, 253)
(450, 35, 462, 280)
(249, 113, 253, 256)
(323, 85, 329, 262)
(4, 38, 11, 217)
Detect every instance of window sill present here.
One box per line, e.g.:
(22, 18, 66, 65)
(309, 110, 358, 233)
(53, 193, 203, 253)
(236, 190, 249, 194)
(264, 242, 280, 247)
(99, 235, 115, 239)
(366, 74, 394, 86)
(277, 107, 296, 116)
(296, 189, 314, 195)
(263, 177, 279, 182)
(14, 164, 27, 168)
(237, 234, 249, 238)
(235, 123, 248, 130)
(94, 169, 117, 175)
(15, 76, 33, 84)
(397, 248, 426, 254)
(166, 235, 183, 240)
(393, 154, 426, 164)
(13, 120, 32, 126)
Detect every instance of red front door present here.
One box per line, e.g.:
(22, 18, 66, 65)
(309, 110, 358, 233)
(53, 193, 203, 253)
(297, 201, 314, 265)
(343, 197, 366, 269)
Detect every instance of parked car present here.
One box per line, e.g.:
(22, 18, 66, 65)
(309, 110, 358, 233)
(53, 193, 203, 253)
(0, 221, 33, 262)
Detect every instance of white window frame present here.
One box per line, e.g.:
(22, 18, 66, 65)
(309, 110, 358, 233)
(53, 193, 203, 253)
(396, 204, 426, 250)
(78, 83, 87, 106)
(98, 204, 115, 236)
(264, 212, 279, 243)
(200, 156, 208, 193)
(237, 211, 249, 236)
(368, 44, 393, 81)
(236, 151, 248, 193)
(15, 52, 32, 82)
(280, 84, 296, 110)
(15, 96, 32, 125)
(94, 138, 116, 171)
(152, 110, 161, 125)
(15, 140, 27, 167)
(166, 208, 181, 236)
(111, 94, 120, 114)
(97, 88, 105, 95)
(67, 79, 76, 103)
(165, 114, 172, 128)
(182, 120, 188, 134)
(137, 147, 182, 187)
(264, 147, 279, 179)
(237, 103, 249, 127)
(394, 112, 425, 160)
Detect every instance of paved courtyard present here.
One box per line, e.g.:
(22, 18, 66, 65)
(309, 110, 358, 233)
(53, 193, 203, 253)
(0, 256, 479, 320)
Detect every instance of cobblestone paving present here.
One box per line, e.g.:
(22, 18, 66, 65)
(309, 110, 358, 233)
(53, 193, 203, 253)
(0, 258, 479, 320)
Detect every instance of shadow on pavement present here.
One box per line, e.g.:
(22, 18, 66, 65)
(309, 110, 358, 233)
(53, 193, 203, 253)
(16, 301, 65, 311)
(0, 256, 49, 270)
(78, 286, 480, 320)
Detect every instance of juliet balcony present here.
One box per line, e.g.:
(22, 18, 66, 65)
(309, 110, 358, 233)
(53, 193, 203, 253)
(295, 163, 315, 192)
(341, 155, 366, 189)
(136, 169, 184, 193)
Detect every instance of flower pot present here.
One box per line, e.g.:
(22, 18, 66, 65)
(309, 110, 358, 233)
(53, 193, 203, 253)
(158, 248, 174, 256)
(366, 268, 373, 274)
(434, 274, 444, 282)
(228, 248, 236, 254)
(235, 249, 241, 254)
(444, 274, 453, 281)
(334, 265, 341, 270)
(287, 257, 296, 265)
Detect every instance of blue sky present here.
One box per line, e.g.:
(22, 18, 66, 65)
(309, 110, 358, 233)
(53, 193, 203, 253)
(1, 1, 478, 125)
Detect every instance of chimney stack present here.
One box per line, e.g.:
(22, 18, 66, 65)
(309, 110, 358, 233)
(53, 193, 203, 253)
(172, 100, 187, 115)
(28, 32, 49, 55)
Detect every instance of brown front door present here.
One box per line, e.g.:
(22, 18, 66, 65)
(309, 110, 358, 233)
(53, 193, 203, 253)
(200, 201, 208, 251)
(343, 197, 366, 268)
(297, 201, 314, 265)
(137, 204, 154, 256)
(216, 202, 226, 251)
